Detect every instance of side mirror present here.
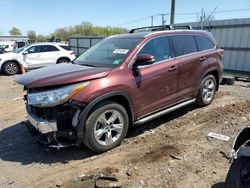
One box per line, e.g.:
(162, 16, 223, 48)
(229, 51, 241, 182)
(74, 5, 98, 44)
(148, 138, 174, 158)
(134, 54, 155, 67)
(22, 51, 29, 55)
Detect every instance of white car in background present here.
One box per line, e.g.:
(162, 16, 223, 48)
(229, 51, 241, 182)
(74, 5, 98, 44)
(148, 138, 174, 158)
(0, 43, 76, 75)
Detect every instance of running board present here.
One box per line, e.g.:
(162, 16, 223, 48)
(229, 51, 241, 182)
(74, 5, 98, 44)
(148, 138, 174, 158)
(133, 99, 196, 125)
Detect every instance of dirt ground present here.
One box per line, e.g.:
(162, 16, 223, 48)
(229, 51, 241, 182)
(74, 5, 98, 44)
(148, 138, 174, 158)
(0, 75, 250, 188)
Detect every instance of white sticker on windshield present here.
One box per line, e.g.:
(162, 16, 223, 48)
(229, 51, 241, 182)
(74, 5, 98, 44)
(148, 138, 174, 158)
(113, 49, 129, 54)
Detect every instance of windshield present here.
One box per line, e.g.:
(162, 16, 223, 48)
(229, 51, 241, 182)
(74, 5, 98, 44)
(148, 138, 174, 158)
(14, 44, 30, 53)
(74, 37, 142, 68)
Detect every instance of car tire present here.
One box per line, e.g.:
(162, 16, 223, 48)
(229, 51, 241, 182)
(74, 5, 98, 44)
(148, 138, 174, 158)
(196, 75, 217, 107)
(82, 101, 129, 153)
(3, 61, 20, 75)
(225, 157, 250, 188)
(57, 58, 69, 64)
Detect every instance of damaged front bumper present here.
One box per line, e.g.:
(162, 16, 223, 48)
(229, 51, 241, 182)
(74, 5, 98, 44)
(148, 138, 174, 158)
(27, 106, 57, 134)
(25, 101, 85, 148)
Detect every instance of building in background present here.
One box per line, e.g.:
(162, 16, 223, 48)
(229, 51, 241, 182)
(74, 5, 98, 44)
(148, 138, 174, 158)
(0, 35, 29, 52)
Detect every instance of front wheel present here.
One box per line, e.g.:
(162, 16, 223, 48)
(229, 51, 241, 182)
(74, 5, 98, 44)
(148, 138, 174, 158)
(82, 101, 129, 153)
(225, 157, 250, 188)
(196, 75, 217, 106)
(3, 61, 20, 75)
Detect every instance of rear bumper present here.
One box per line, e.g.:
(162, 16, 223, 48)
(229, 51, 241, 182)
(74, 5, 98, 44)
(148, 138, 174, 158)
(26, 105, 57, 134)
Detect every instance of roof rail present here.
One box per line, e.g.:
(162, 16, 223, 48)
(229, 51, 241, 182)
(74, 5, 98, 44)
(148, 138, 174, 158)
(129, 25, 192, 33)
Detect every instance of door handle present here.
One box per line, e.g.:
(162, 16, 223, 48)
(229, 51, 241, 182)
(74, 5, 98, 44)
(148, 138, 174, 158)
(168, 66, 177, 72)
(199, 56, 207, 61)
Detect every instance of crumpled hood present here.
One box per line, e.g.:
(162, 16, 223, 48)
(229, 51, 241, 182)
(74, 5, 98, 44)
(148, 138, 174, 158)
(16, 63, 111, 88)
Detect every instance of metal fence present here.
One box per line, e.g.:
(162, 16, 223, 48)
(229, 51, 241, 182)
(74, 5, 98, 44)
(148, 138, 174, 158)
(69, 19, 250, 77)
(69, 36, 104, 56)
(177, 18, 250, 76)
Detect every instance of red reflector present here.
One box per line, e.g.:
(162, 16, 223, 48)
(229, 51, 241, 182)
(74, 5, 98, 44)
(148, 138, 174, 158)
(218, 49, 224, 57)
(21, 64, 26, 74)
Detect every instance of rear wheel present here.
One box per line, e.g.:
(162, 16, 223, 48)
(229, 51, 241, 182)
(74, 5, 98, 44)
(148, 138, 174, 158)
(82, 101, 129, 153)
(196, 75, 217, 106)
(3, 61, 20, 75)
(225, 157, 250, 188)
(57, 58, 69, 64)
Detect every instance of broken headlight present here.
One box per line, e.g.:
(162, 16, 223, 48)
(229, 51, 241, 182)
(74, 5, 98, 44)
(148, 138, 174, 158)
(28, 81, 90, 107)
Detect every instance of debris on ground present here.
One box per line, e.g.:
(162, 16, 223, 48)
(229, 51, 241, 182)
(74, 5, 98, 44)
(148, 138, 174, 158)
(0, 76, 250, 188)
(12, 97, 23, 101)
(207, 132, 230, 142)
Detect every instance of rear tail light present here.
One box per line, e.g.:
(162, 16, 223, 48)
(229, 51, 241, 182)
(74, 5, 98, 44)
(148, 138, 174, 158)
(70, 52, 75, 55)
(218, 49, 224, 58)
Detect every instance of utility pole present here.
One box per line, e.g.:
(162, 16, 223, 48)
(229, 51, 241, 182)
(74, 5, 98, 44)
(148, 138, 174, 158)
(170, 0, 176, 25)
(159, 14, 165, 25)
(151, 16, 154, 26)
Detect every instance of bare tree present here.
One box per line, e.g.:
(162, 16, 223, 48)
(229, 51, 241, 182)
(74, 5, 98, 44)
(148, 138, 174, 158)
(196, 8, 217, 29)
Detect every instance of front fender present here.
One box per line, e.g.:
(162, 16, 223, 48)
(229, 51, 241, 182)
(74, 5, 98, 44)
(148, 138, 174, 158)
(233, 127, 250, 151)
(231, 127, 250, 160)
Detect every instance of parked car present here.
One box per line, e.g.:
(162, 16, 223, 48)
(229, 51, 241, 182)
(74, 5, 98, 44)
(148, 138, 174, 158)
(0, 40, 29, 52)
(0, 43, 76, 75)
(225, 127, 250, 188)
(16, 25, 224, 153)
(0, 47, 6, 54)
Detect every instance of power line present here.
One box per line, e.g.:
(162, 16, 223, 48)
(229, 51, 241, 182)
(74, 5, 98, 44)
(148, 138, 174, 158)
(114, 7, 250, 27)
(175, 7, 250, 16)
(115, 14, 159, 27)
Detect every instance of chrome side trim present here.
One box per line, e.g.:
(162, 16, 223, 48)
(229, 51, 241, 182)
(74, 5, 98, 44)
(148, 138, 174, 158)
(133, 99, 196, 125)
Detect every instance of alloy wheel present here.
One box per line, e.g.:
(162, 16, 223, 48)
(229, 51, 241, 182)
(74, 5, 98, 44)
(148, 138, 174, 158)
(94, 110, 124, 146)
(4, 62, 19, 75)
(202, 78, 215, 103)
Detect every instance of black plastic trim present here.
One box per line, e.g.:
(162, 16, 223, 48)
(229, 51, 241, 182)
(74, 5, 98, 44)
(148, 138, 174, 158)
(75, 91, 134, 145)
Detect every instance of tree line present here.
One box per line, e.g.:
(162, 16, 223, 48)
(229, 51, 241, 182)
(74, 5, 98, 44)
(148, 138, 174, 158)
(8, 22, 128, 42)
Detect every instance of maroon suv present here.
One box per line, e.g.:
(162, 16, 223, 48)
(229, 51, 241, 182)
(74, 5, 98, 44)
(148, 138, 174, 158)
(16, 25, 224, 153)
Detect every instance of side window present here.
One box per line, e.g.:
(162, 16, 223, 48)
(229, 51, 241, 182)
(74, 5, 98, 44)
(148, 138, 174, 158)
(26, 46, 41, 53)
(195, 35, 215, 51)
(138, 36, 172, 63)
(41, 45, 59, 52)
(171, 35, 197, 57)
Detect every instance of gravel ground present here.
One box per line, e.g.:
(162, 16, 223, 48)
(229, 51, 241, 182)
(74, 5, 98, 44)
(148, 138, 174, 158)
(0, 75, 250, 188)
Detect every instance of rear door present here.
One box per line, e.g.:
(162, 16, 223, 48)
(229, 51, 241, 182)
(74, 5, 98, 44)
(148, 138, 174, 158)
(40, 45, 60, 66)
(171, 34, 216, 102)
(171, 34, 201, 102)
(133, 36, 178, 118)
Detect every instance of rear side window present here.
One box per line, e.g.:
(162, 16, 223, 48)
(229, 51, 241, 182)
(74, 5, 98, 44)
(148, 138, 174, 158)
(195, 35, 215, 51)
(171, 35, 197, 57)
(41, 45, 59, 52)
(138, 36, 172, 63)
(60, 45, 71, 51)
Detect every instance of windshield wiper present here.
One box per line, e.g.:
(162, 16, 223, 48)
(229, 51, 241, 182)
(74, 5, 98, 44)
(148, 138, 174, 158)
(79, 63, 98, 67)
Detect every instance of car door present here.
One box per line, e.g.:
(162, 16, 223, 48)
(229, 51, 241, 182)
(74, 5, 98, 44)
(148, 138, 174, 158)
(132, 36, 178, 118)
(171, 34, 201, 102)
(23, 45, 44, 69)
(40, 45, 60, 66)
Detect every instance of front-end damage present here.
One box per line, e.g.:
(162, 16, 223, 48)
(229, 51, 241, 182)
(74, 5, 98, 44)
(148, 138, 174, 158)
(23, 83, 89, 149)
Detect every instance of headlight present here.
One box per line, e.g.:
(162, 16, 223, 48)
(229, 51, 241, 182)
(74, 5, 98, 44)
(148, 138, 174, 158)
(28, 81, 90, 107)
